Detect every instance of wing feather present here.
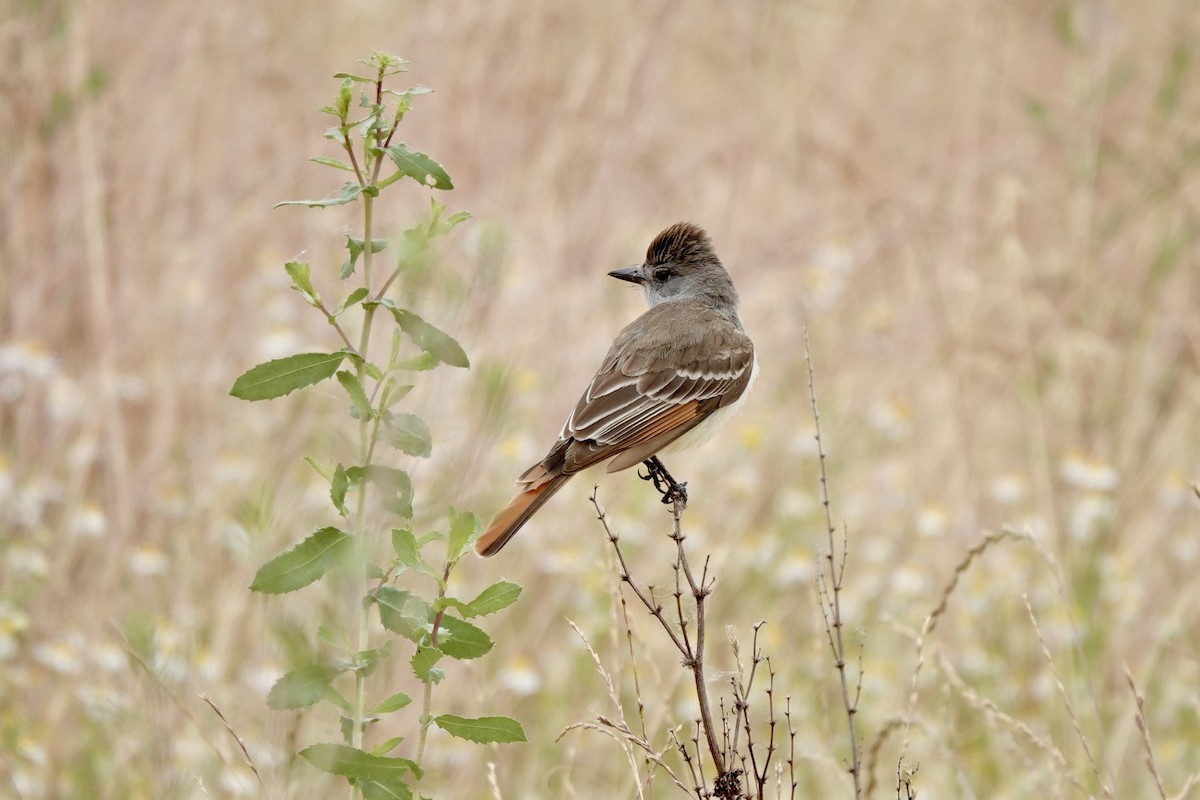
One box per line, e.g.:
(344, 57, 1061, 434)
(536, 301, 754, 476)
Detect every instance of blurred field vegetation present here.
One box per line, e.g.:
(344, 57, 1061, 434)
(2, 0, 1198, 797)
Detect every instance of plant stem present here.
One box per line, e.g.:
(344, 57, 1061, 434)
(348, 156, 380, 800)
(590, 489, 727, 786)
(416, 562, 452, 766)
(362, 194, 375, 292)
(349, 427, 370, 800)
(669, 504, 723, 776)
(806, 328, 862, 799)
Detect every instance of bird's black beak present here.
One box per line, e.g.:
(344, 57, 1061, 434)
(608, 265, 645, 284)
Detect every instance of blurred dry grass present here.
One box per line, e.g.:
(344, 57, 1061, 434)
(2, 0, 1199, 797)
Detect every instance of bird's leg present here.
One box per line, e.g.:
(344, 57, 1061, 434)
(639, 455, 688, 506)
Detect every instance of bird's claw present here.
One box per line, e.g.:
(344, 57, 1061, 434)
(641, 456, 688, 507)
(662, 481, 688, 505)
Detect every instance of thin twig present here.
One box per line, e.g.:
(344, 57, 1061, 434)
(669, 501, 725, 777)
(763, 659, 778, 791)
(1125, 665, 1168, 800)
(318, 301, 358, 352)
(900, 526, 1036, 766)
(730, 621, 775, 795)
(670, 727, 704, 796)
(864, 717, 904, 797)
(117, 629, 260, 797)
(590, 487, 727, 784)
(1174, 774, 1200, 800)
(805, 327, 863, 798)
(372, 266, 403, 302)
(896, 762, 919, 800)
(617, 569, 657, 797)
(564, 619, 646, 800)
(559, 717, 689, 796)
(591, 489, 689, 655)
(343, 131, 366, 187)
(785, 697, 797, 799)
(1025, 595, 1113, 797)
(937, 651, 1089, 795)
(199, 694, 273, 800)
(487, 761, 502, 800)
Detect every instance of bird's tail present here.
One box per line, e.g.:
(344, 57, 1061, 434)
(475, 472, 572, 557)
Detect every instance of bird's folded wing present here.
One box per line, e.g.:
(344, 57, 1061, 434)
(546, 321, 754, 476)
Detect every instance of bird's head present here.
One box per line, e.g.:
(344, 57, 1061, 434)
(608, 222, 738, 308)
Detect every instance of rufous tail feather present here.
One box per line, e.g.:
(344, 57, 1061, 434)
(475, 474, 572, 557)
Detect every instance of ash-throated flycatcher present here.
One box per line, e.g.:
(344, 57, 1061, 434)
(476, 222, 756, 557)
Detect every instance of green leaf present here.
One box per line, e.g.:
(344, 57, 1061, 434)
(384, 85, 431, 100)
(310, 156, 354, 171)
(346, 466, 413, 518)
(250, 527, 351, 594)
(354, 640, 393, 676)
(334, 76, 354, 119)
(340, 236, 388, 280)
(391, 528, 435, 577)
(267, 663, 344, 710)
(381, 412, 431, 457)
(386, 307, 469, 368)
(376, 585, 491, 658)
(337, 370, 373, 419)
(441, 210, 472, 235)
(322, 685, 352, 713)
(349, 236, 387, 258)
(272, 619, 316, 665)
(464, 580, 522, 618)
(300, 743, 423, 782)
(410, 645, 444, 683)
(391, 352, 439, 372)
(423, 197, 471, 238)
(370, 693, 412, 714)
(323, 125, 348, 145)
(375, 587, 428, 641)
(284, 261, 320, 307)
(330, 464, 349, 516)
(381, 383, 414, 411)
(304, 456, 332, 481)
(434, 714, 527, 744)
(432, 596, 470, 616)
(231, 352, 347, 401)
(361, 780, 413, 800)
(371, 735, 405, 756)
(365, 51, 410, 74)
(275, 181, 363, 209)
(333, 72, 376, 83)
(447, 509, 478, 563)
(317, 623, 351, 652)
(334, 287, 370, 316)
(383, 144, 453, 190)
(381, 88, 423, 126)
(433, 615, 493, 660)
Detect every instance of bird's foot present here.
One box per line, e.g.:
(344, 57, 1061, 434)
(639, 456, 688, 507)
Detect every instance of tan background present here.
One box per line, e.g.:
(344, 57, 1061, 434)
(3, 0, 1198, 797)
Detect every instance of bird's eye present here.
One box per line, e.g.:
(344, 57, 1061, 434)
(653, 268, 672, 282)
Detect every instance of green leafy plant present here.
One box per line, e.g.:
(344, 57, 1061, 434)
(230, 51, 525, 798)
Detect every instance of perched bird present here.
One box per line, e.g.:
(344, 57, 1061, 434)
(476, 222, 756, 557)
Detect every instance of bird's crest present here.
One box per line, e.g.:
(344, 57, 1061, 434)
(646, 222, 715, 267)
